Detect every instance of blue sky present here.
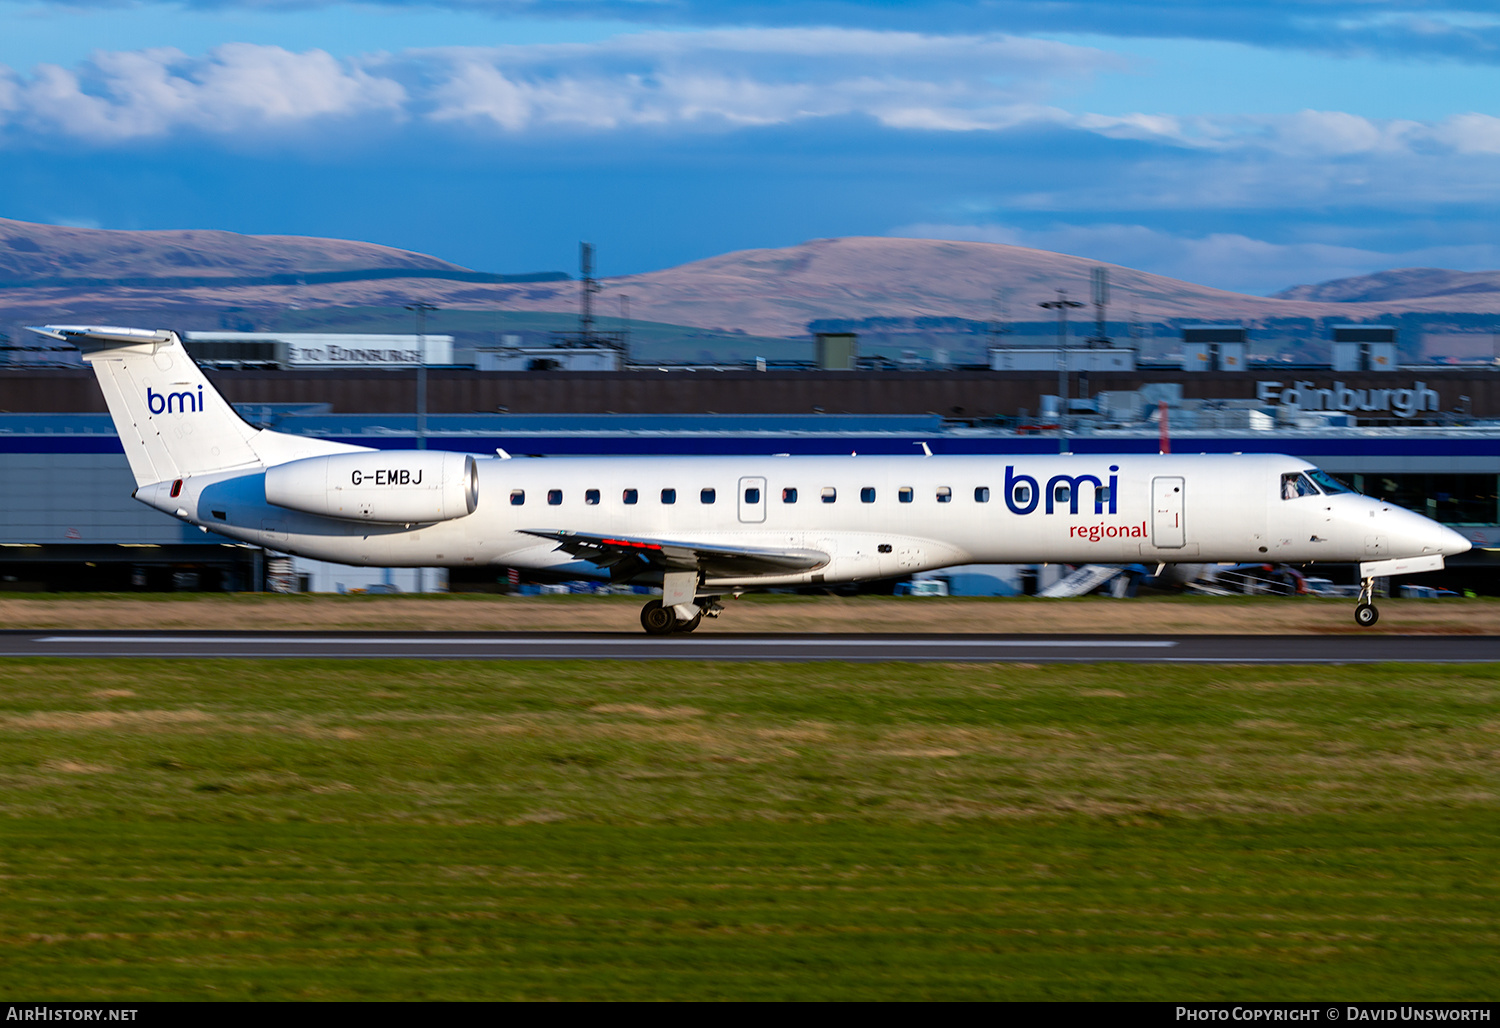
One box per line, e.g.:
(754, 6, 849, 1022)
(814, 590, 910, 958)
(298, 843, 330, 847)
(1, 1, 1498, 295)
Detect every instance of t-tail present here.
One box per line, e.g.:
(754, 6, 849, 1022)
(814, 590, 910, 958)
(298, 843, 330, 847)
(29, 325, 364, 486)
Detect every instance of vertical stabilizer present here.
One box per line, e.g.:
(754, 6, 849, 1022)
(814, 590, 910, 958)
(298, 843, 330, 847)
(33, 326, 269, 486)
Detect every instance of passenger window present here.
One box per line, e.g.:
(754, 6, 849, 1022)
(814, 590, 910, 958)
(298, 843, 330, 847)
(782, 487, 798, 503)
(1012, 484, 1032, 505)
(585, 489, 600, 505)
(510, 489, 525, 506)
(701, 487, 716, 504)
(661, 488, 676, 505)
(974, 486, 990, 503)
(936, 486, 951, 503)
(623, 489, 638, 505)
(1054, 484, 1071, 505)
(898, 487, 913, 503)
(861, 487, 876, 503)
(1097, 486, 1110, 506)
(822, 487, 837, 504)
(745, 487, 761, 504)
(548, 489, 562, 506)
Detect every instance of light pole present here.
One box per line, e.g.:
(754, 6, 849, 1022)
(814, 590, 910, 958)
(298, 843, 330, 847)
(404, 303, 437, 450)
(1039, 291, 1083, 453)
(404, 302, 437, 595)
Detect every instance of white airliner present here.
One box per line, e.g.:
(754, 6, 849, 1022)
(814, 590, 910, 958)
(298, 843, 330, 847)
(36, 325, 1470, 632)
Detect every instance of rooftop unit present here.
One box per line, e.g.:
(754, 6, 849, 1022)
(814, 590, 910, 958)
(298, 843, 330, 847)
(815, 332, 859, 371)
(1180, 325, 1246, 372)
(182, 332, 453, 368)
(1332, 325, 1397, 372)
(476, 342, 623, 372)
(988, 348, 1136, 372)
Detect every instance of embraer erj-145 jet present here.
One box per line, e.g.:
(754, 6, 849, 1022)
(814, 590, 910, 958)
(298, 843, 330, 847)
(36, 325, 1470, 633)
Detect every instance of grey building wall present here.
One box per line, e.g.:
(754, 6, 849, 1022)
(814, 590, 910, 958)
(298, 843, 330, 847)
(0, 453, 204, 545)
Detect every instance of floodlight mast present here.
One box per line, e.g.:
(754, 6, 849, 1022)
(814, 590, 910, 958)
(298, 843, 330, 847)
(1090, 266, 1110, 348)
(1039, 290, 1084, 453)
(403, 302, 437, 451)
(580, 242, 599, 339)
(404, 300, 438, 596)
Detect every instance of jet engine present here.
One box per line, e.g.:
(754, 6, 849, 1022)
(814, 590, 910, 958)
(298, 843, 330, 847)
(265, 451, 478, 523)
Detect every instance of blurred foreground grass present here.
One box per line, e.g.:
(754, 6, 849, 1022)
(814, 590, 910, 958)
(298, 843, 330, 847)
(1, 658, 1496, 999)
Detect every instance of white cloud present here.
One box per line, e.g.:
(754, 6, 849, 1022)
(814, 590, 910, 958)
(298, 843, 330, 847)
(892, 221, 1500, 296)
(0, 44, 405, 141)
(0, 28, 1122, 141)
(1431, 112, 1500, 154)
(0, 69, 18, 114)
(415, 28, 1120, 133)
(0, 28, 1495, 186)
(1265, 109, 1426, 156)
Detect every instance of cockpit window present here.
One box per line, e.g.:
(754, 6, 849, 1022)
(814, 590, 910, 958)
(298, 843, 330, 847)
(1306, 468, 1356, 495)
(1281, 472, 1320, 500)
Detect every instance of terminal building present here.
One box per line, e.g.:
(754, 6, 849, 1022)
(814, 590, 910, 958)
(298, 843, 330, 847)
(3, 323, 1498, 594)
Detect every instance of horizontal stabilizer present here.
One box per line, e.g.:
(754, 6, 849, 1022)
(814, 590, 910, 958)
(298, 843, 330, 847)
(29, 325, 174, 349)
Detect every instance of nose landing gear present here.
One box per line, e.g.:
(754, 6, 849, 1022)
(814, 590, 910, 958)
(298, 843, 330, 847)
(1354, 576, 1379, 627)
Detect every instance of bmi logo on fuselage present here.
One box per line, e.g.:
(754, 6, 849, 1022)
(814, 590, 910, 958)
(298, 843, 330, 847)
(1005, 465, 1120, 516)
(146, 385, 204, 415)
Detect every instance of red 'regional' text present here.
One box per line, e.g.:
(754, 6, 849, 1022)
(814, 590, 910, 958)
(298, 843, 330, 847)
(1071, 521, 1148, 542)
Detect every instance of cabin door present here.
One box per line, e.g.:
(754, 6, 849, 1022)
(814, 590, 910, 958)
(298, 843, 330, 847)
(738, 476, 767, 524)
(1151, 477, 1186, 548)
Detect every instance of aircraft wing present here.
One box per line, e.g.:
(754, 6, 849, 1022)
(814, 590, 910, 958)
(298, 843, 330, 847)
(520, 529, 829, 579)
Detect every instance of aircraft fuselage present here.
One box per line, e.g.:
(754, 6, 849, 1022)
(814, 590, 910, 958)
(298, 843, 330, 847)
(140, 452, 1463, 589)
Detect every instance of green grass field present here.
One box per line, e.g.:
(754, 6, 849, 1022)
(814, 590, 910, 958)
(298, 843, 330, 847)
(1, 658, 1496, 1000)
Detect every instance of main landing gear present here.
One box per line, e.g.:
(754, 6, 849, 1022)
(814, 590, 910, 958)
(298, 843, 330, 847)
(640, 597, 723, 635)
(1354, 576, 1380, 627)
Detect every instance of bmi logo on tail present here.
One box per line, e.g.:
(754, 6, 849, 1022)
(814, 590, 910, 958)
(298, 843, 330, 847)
(146, 385, 204, 414)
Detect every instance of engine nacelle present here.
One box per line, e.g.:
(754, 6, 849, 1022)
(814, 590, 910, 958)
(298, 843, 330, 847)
(265, 451, 478, 523)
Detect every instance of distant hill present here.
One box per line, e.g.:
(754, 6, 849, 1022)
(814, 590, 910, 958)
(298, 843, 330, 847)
(3, 221, 1499, 358)
(1273, 268, 1500, 304)
(600, 236, 1327, 336)
(0, 218, 467, 283)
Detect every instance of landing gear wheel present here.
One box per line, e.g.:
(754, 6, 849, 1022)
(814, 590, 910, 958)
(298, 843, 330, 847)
(1355, 602, 1379, 627)
(673, 610, 704, 633)
(640, 600, 677, 635)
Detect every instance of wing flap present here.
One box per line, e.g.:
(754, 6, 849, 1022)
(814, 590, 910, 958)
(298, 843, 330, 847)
(521, 529, 829, 578)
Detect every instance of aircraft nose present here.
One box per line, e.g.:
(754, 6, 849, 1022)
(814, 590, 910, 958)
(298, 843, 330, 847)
(1436, 523, 1472, 557)
(1383, 505, 1472, 558)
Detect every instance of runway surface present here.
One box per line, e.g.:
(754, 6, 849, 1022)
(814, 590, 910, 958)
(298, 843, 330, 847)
(1, 630, 1496, 662)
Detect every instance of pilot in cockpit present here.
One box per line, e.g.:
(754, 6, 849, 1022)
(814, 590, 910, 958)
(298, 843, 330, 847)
(1282, 472, 1318, 500)
(1282, 468, 1356, 500)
